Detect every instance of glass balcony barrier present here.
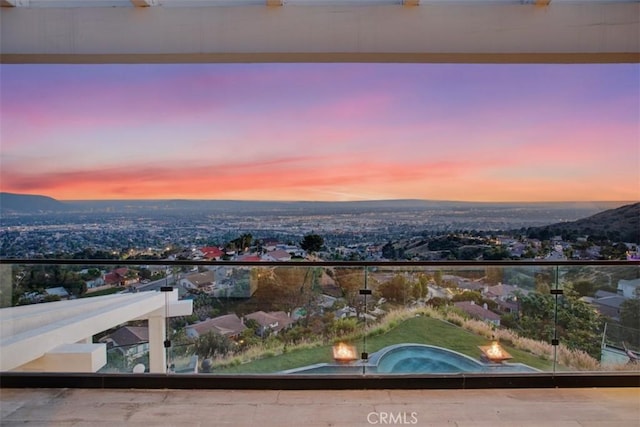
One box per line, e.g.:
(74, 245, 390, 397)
(1, 260, 638, 379)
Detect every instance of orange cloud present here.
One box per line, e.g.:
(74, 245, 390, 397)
(0, 155, 490, 201)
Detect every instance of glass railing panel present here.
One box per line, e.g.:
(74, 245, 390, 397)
(358, 264, 556, 375)
(190, 264, 350, 375)
(555, 264, 640, 372)
(1, 260, 638, 378)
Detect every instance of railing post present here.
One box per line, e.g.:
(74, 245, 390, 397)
(148, 315, 166, 373)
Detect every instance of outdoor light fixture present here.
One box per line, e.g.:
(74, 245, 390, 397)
(479, 340, 512, 363)
(332, 342, 358, 362)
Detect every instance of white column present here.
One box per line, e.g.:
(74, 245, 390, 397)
(148, 315, 166, 373)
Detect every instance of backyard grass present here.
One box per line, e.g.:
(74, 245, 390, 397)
(214, 315, 554, 374)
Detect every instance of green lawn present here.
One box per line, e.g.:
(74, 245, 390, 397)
(214, 315, 554, 374)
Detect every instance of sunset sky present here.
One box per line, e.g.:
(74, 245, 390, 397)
(1, 63, 638, 202)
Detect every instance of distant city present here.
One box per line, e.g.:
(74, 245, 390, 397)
(0, 194, 637, 261)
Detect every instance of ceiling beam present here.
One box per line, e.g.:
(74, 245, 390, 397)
(1, 3, 637, 64)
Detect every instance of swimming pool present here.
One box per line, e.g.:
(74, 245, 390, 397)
(282, 343, 538, 375)
(372, 344, 486, 374)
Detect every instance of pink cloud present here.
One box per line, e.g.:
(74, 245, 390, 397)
(0, 154, 491, 201)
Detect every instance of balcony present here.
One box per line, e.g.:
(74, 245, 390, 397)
(1, 259, 638, 390)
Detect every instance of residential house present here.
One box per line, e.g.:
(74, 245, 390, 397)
(592, 291, 627, 321)
(454, 301, 501, 326)
(262, 249, 292, 262)
(276, 244, 305, 257)
(457, 281, 485, 292)
(546, 249, 567, 261)
(180, 271, 216, 293)
(104, 267, 130, 287)
(262, 239, 279, 252)
(442, 275, 469, 288)
(483, 283, 528, 302)
(245, 311, 294, 336)
(100, 325, 149, 363)
(186, 314, 247, 339)
(85, 277, 105, 290)
(200, 246, 224, 261)
(493, 298, 519, 315)
(617, 278, 640, 299)
(508, 242, 527, 258)
(44, 286, 70, 300)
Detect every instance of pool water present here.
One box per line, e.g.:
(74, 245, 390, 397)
(374, 344, 486, 373)
(282, 343, 538, 375)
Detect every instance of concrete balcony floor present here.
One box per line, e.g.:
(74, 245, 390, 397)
(1, 387, 639, 426)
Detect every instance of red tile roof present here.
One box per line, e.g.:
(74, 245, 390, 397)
(201, 247, 223, 259)
(236, 254, 262, 262)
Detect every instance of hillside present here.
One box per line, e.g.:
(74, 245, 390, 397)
(526, 202, 640, 243)
(0, 192, 73, 214)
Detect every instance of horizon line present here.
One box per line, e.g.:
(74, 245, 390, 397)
(2, 192, 637, 205)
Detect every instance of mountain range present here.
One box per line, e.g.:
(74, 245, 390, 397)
(0, 193, 73, 213)
(525, 202, 639, 243)
(0, 192, 630, 215)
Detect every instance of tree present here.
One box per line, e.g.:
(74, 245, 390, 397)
(411, 273, 429, 300)
(381, 241, 406, 260)
(377, 274, 410, 305)
(433, 270, 443, 287)
(600, 243, 629, 260)
(570, 280, 596, 298)
(485, 267, 504, 285)
(81, 268, 102, 280)
(193, 331, 232, 360)
(334, 268, 365, 317)
(230, 233, 253, 254)
(18, 265, 86, 298)
(300, 234, 324, 253)
(517, 291, 604, 358)
(620, 298, 640, 330)
(427, 297, 448, 308)
(237, 322, 262, 350)
(138, 268, 152, 281)
(251, 267, 312, 313)
(450, 291, 497, 310)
